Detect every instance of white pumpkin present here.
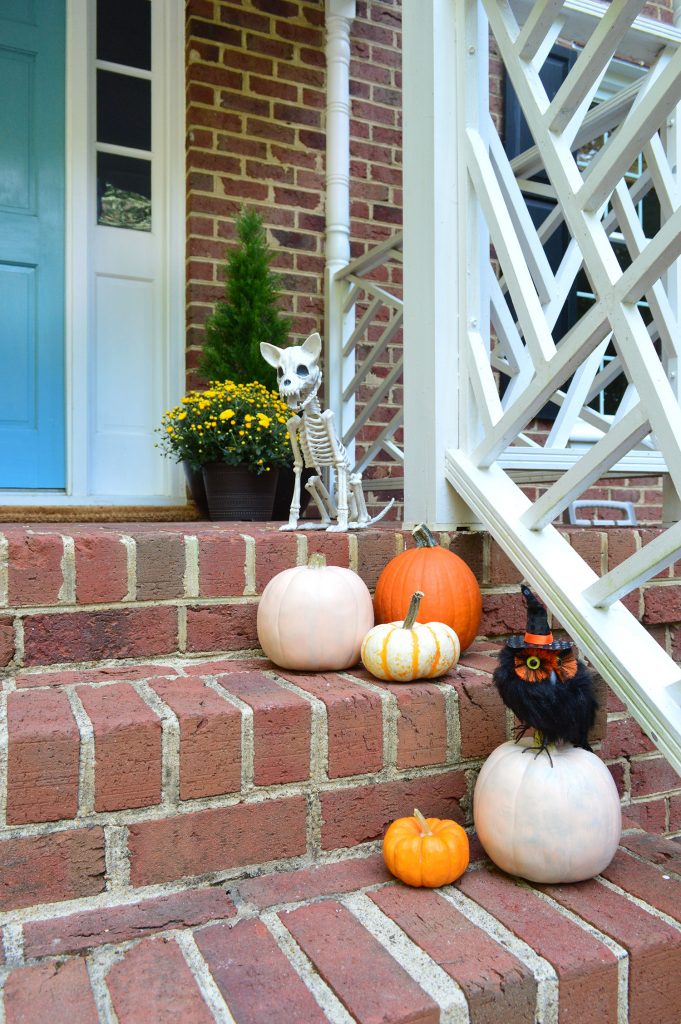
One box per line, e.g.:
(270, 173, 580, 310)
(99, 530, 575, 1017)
(257, 555, 373, 671)
(473, 738, 621, 884)
(361, 591, 460, 681)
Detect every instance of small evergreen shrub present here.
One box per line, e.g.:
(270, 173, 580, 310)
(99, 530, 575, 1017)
(199, 208, 291, 389)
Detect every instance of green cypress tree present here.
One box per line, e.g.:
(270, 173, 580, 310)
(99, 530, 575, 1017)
(199, 208, 291, 388)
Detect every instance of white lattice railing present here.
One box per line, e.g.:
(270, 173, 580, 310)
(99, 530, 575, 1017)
(402, 0, 681, 774)
(329, 233, 405, 494)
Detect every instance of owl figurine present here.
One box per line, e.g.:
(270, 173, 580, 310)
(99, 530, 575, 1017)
(493, 585, 597, 756)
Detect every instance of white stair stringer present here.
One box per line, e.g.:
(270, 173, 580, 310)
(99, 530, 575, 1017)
(446, 448, 681, 777)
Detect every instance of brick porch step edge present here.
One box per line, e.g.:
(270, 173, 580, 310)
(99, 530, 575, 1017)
(2, 830, 681, 1024)
(0, 649, 511, 912)
(0, 649, 678, 913)
(1, 522, 680, 671)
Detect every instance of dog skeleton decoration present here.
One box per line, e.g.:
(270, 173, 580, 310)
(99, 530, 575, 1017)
(261, 333, 394, 531)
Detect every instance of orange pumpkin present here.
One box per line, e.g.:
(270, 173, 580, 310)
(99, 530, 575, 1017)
(383, 808, 469, 887)
(374, 524, 482, 652)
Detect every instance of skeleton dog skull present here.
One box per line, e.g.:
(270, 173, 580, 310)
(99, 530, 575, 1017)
(261, 333, 322, 410)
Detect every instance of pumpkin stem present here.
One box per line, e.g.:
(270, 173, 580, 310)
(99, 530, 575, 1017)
(413, 808, 432, 835)
(402, 591, 424, 630)
(307, 553, 326, 569)
(412, 524, 438, 549)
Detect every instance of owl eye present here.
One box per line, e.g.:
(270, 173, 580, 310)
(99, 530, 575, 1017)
(526, 655, 541, 670)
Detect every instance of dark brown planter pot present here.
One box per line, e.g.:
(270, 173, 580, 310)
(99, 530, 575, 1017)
(183, 461, 209, 518)
(202, 463, 279, 521)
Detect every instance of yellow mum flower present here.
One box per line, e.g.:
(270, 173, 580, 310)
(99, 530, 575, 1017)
(219, 409, 235, 421)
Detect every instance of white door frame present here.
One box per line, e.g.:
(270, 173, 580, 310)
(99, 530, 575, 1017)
(1, 0, 185, 506)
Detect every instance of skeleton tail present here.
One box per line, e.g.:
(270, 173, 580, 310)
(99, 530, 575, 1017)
(364, 497, 396, 526)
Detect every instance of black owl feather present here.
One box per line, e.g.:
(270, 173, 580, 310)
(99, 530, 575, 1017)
(493, 585, 598, 751)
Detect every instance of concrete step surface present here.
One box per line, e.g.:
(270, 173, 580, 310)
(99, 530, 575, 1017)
(2, 829, 681, 1024)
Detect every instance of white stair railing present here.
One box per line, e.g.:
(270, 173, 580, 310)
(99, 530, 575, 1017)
(403, 0, 681, 774)
(331, 235, 404, 492)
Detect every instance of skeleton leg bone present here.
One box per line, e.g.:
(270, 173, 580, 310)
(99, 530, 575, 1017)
(279, 415, 303, 531)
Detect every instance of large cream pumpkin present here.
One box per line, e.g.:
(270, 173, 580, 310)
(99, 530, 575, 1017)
(473, 738, 621, 883)
(257, 556, 373, 671)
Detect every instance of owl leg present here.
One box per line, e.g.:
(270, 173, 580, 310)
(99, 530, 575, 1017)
(521, 729, 554, 766)
(514, 721, 530, 744)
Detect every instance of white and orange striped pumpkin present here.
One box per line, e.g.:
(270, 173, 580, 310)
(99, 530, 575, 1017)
(361, 591, 460, 681)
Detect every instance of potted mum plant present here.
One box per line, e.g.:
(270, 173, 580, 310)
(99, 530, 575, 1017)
(157, 381, 292, 520)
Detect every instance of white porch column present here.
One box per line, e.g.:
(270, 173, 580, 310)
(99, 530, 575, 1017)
(324, 0, 356, 458)
(402, 0, 487, 528)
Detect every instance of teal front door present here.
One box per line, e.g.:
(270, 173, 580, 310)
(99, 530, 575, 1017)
(0, 0, 65, 488)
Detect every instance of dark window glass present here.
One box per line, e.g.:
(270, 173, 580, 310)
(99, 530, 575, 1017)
(97, 69, 151, 150)
(97, 0, 151, 70)
(97, 152, 151, 231)
(641, 190, 661, 239)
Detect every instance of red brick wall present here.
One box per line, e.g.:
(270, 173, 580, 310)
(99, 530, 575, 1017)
(186, 0, 402, 383)
(185, 0, 672, 524)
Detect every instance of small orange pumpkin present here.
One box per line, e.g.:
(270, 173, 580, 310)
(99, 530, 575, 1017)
(383, 808, 469, 887)
(374, 524, 482, 652)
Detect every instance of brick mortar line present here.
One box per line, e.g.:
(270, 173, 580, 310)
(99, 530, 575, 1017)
(235, 875, 397, 920)
(264, 670, 329, 783)
(0, 534, 7, 607)
(340, 891, 470, 1024)
(13, 618, 24, 668)
(86, 948, 122, 1024)
(614, 841, 681, 880)
(0, 692, 7, 828)
(240, 533, 256, 595)
(184, 535, 200, 598)
(134, 681, 181, 807)
(261, 909, 356, 1024)
(438, 886, 559, 1024)
(104, 824, 132, 891)
(0, 763, 473, 843)
(2, 843, 386, 931)
(295, 532, 307, 565)
(596, 873, 681, 934)
(3, 875, 241, 930)
(526, 882, 629, 1024)
(340, 673, 398, 771)
(2, 651, 272, 688)
(59, 536, 76, 604)
(2, 924, 23, 967)
(442, 682, 462, 762)
(174, 930, 237, 1024)
(65, 688, 96, 817)
(5, 595, 262, 616)
(177, 604, 188, 653)
(203, 678, 255, 792)
(121, 535, 136, 602)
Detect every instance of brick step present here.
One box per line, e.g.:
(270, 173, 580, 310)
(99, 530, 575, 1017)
(0, 648, 510, 912)
(1, 521, 679, 673)
(2, 830, 681, 1024)
(2, 646, 679, 911)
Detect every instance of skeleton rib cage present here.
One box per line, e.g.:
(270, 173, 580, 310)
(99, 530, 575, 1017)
(299, 399, 352, 472)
